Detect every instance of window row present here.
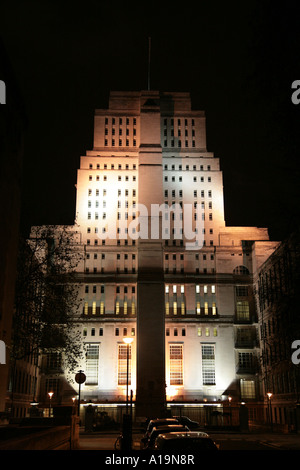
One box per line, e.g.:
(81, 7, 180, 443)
(83, 327, 136, 337)
(163, 128, 195, 137)
(84, 342, 133, 386)
(164, 176, 212, 182)
(164, 163, 212, 171)
(165, 253, 214, 261)
(85, 240, 137, 247)
(169, 344, 216, 386)
(105, 139, 137, 147)
(105, 117, 137, 126)
(88, 175, 137, 182)
(163, 118, 195, 127)
(163, 140, 196, 148)
(165, 284, 216, 295)
(83, 300, 136, 316)
(165, 301, 217, 316)
(164, 190, 212, 198)
(88, 189, 137, 197)
(88, 163, 137, 170)
(105, 127, 136, 136)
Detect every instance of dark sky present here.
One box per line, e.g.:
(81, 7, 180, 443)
(1, 0, 300, 241)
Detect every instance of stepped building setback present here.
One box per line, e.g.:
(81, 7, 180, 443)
(30, 91, 280, 422)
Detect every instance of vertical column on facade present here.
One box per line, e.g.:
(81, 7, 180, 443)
(136, 92, 166, 418)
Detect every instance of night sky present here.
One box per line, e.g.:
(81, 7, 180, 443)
(1, 1, 300, 241)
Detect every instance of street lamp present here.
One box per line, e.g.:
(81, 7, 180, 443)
(48, 392, 53, 418)
(267, 392, 273, 430)
(123, 337, 134, 413)
(122, 337, 133, 452)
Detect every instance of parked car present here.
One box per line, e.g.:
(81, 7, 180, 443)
(173, 416, 199, 429)
(141, 418, 180, 445)
(143, 425, 189, 449)
(154, 431, 219, 451)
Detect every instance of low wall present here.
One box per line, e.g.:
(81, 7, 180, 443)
(0, 417, 79, 450)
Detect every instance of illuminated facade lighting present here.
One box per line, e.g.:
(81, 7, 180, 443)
(31, 90, 280, 419)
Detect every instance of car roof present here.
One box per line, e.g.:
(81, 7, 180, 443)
(149, 418, 179, 423)
(156, 431, 210, 440)
(151, 425, 187, 433)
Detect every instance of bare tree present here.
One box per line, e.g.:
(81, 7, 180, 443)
(12, 225, 83, 374)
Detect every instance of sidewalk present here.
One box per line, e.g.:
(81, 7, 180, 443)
(209, 430, 300, 451)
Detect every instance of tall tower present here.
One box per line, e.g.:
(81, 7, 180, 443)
(73, 90, 270, 420)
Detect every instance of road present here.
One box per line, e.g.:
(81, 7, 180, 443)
(79, 431, 281, 451)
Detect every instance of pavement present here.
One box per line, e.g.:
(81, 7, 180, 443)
(78, 427, 300, 451)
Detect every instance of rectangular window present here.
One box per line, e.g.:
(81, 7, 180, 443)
(240, 379, 255, 399)
(236, 286, 248, 297)
(92, 301, 97, 315)
(236, 301, 250, 321)
(170, 344, 183, 385)
(100, 301, 104, 315)
(86, 344, 99, 385)
(202, 344, 215, 385)
(165, 302, 169, 315)
(118, 344, 131, 385)
(238, 352, 253, 371)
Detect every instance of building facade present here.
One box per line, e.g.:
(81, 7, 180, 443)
(255, 231, 300, 430)
(32, 91, 282, 422)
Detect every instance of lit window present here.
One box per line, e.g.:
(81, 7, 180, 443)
(173, 285, 177, 293)
(211, 285, 216, 294)
(204, 285, 208, 294)
(173, 301, 177, 315)
(236, 301, 250, 321)
(100, 302, 104, 315)
(84, 302, 88, 315)
(196, 285, 200, 294)
(118, 344, 131, 385)
(116, 301, 120, 315)
(181, 285, 184, 294)
(196, 302, 201, 314)
(212, 302, 217, 315)
(92, 301, 97, 315)
(204, 302, 209, 315)
(240, 379, 255, 399)
(202, 344, 215, 385)
(170, 344, 183, 385)
(124, 301, 128, 315)
(181, 302, 185, 315)
(85, 344, 99, 385)
(165, 302, 169, 315)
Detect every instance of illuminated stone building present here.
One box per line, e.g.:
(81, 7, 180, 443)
(39, 91, 280, 421)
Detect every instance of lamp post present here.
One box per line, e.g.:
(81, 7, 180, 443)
(122, 337, 133, 451)
(123, 337, 134, 413)
(48, 392, 53, 418)
(267, 392, 273, 431)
